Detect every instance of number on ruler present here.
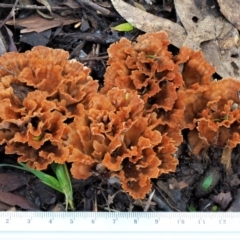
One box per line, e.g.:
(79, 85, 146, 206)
(219, 219, 226, 224)
(113, 219, 117, 224)
(49, 219, 52, 224)
(155, 219, 158, 224)
(91, 219, 95, 224)
(27, 219, 31, 224)
(70, 219, 74, 224)
(134, 219, 138, 224)
(6, 219, 9, 224)
(198, 219, 205, 224)
(178, 219, 185, 224)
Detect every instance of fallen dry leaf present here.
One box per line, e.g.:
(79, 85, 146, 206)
(0, 201, 11, 211)
(227, 189, 240, 211)
(6, 14, 80, 33)
(36, 0, 52, 13)
(174, 0, 240, 79)
(217, 0, 240, 31)
(178, 180, 189, 190)
(0, 26, 17, 55)
(110, 0, 187, 48)
(60, 0, 81, 9)
(0, 191, 39, 210)
(0, 173, 28, 192)
(213, 192, 232, 210)
(221, 147, 232, 173)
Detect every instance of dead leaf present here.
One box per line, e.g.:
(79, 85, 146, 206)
(0, 25, 17, 55)
(6, 14, 80, 33)
(21, 29, 52, 46)
(132, 1, 146, 11)
(217, 0, 240, 31)
(227, 189, 240, 211)
(0, 191, 39, 210)
(0, 173, 28, 192)
(36, 9, 54, 19)
(110, 0, 187, 48)
(178, 180, 189, 190)
(174, 0, 240, 79)
(36, 0, 52, 13)
(213, 192, 232, 210)
(0, 201, 11, 211)
(221, 147, 232, 173)
(60, 0, 80, 9)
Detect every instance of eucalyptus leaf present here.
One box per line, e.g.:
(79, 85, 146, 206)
(111, 22, 135, 32)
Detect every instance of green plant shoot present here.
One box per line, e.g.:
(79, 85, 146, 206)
(51, 162, 74, 210)
(187, 203, 196, 212)
(0, 162, 74, 210)
(202, 174, 214, 190)
(111, 22, 135, 32)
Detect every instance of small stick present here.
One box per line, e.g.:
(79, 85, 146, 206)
(0, 0, 19, 28)
(221, 146, 233, 173)
(77, 0, 117, 17)
(0, 4, 70, 10)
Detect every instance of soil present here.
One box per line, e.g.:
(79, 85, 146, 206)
(0, 0, 240, 212)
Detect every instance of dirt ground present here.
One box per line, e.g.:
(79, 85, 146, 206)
(0, 0, 240, 212)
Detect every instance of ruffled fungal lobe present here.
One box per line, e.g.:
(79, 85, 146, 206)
(102, 32, 185, 125)
(64, 87, 178, 199)
(188, 78, 240, 154)
(174, 47, 216, 129)
(0, 46, 98, 169)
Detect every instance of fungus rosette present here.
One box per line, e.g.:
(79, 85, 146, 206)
(187, 79, 240, 154)
(174, 47, 216, 129)
(64, 88, 178, 199)
(0, 46, 98, 169)
(101, 31, 185, 128)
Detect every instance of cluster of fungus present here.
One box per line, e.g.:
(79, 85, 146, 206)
(1, 31, 240, 199)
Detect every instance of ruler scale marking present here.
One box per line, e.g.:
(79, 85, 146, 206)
(1, 212, 240, 239)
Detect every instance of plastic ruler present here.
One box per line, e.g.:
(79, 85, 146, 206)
(1, 211, 240, 239)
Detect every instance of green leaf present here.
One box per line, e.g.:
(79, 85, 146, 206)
(211, 205, 218, 211)
(111, 22, 135, 32)
(202, 174, 214, 190)
(18, 163, 64, 193)
(187, 204, 196, 212)
(0, 163, 63, 194)
(51, 163, 74, 210)
(33, 134, 43, 141)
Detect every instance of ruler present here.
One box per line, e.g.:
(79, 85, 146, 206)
(1, 212, 240, 239)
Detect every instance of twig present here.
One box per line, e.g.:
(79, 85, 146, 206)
(144, 190, 155, 212)
(80, 55, 109, 61)
(221, 146, 233, 173)
(0, 4, 71, 10)
(76, 0, 117, 17)
(0, 0, 19, 28)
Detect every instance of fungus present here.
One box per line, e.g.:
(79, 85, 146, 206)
(187, 78, 240, 154)
(3, 33, 238, 200)
(101, 32, 185, 127)
(64, 88, 178, 199)
(0, 46, 98, 170)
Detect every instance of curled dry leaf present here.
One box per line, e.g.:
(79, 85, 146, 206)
(174, 0, 240, 79)
(0, 173, 28, 192)
(110, 0, 187, 48)
(0, 191, 39, 210)
(217, 0, 240, 31)
(6, 14, 80, 33)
